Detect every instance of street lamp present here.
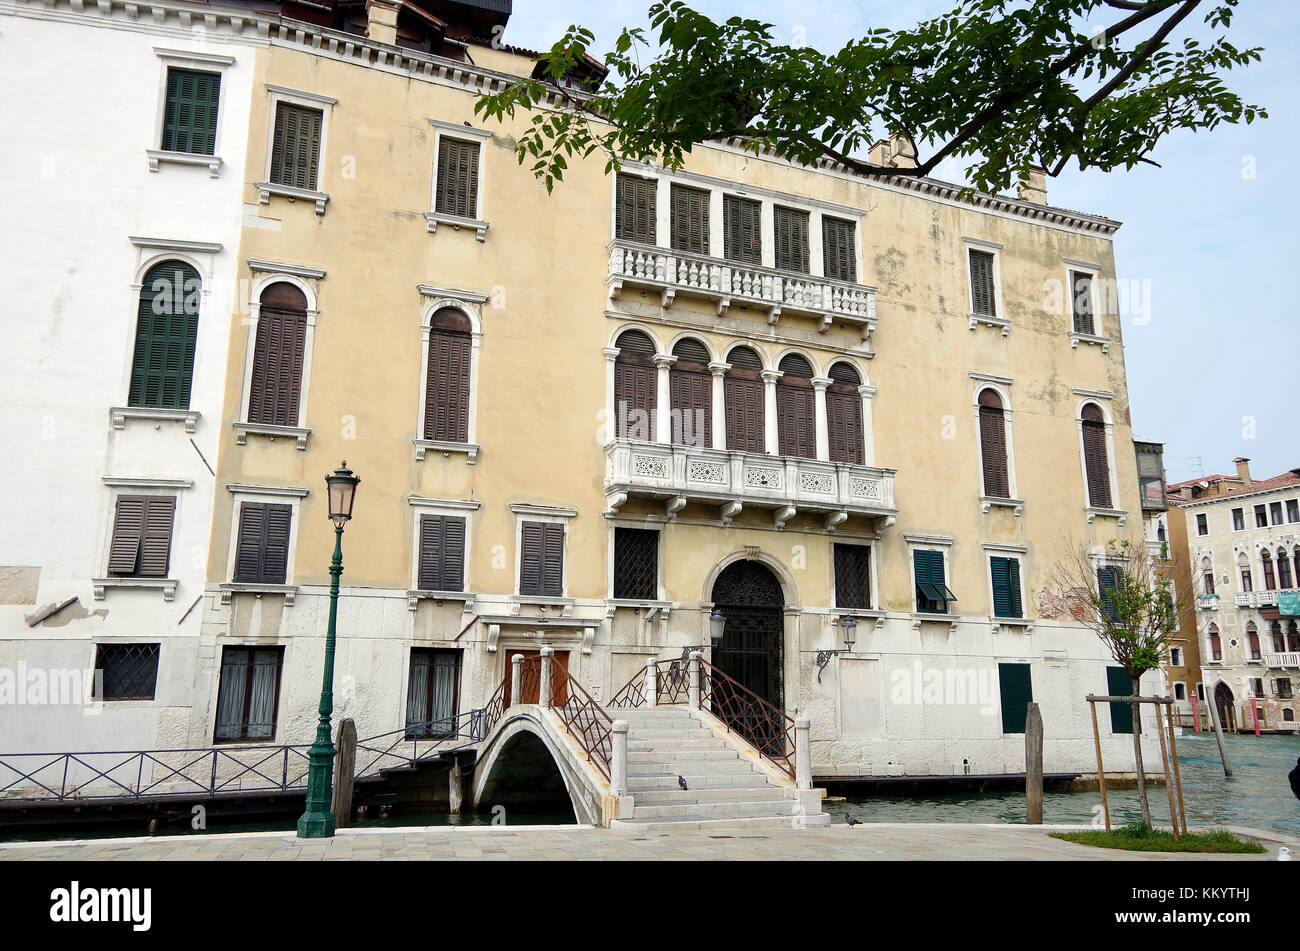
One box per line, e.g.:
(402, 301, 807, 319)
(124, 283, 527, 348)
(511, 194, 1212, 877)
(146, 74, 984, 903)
(297, 461, 360, 839)
(681, 608, 728, 659)
(816, 615, 858, 682)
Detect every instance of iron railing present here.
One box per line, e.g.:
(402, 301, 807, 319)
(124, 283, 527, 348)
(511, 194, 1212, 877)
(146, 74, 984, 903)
(352, 709, 485, 781)
(547, 666, 614, 781)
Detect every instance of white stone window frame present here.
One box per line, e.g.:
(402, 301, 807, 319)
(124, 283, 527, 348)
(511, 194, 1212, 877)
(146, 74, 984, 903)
(413, 287, 485, 464)
(821, 356, 877, 467)
(147, 47, 237, 177)
(1170, 646, 1183, 668)
(1063, 258, 1111, 352)
(406, 496, 480, 612)
(234, 261, 325, 451)
(510, 504, 578, 610)
(92, 477, 194, 602)
(904, 533, 959, 632)
(220, 484, 310, 605)
(983, 543, 1033, 631)
(605, 519, 670, 609)
(256, 85, 337, 215)
(963, 237, 1009, 334)
(111, 237, 223, 435)
(970, 373, 1022, 515)
(829, 537, 881, 615)
(1074, 390, 1126, 524)
(426, 119, 492, 241)
(604, 323, 669, 444)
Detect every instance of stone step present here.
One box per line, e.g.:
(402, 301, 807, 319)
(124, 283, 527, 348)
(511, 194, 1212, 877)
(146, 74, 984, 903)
(626, 771, 764, 790)
(623, 728, 712, 741)
(611, 812, 833, 832)
(631, 786, 781, 804)
(626, 759, 752, 776)
(630, 799, 796, 820)
(626, 749, 740, 763)
(627, 738, 733, 752)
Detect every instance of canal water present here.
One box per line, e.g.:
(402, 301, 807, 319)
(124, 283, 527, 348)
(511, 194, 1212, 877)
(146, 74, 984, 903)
(824, 732, 1300, 836)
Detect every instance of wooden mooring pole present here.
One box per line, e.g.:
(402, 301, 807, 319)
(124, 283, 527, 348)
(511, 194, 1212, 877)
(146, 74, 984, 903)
(1164, 701, 1188, 836)
(1205, 689, 1233, 777)
(332, 718, 356, 829)
(1153, 699, 1180, 839)
(1088, 699, 1110, 832)
(448, 755, 463, 816)
(1025, 702, 1043, 825)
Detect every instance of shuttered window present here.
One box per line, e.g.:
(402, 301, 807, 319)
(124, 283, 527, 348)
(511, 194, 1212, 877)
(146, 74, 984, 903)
(724, 346, 764, 452)
(248, 282, 308, 427)
(615, 174, 656, 244)
(826, 362, 864, 464)
(435, 137, 480, 219)
(94, 643, 161, 701)
(969, 249, 996, 317)
(129, 260, 201, 410)
(232, 502, 292, 585)
(670, 338, 712, 447)
(1097, 566, 1122, 623)
(161, 68, 221, 155)
(1106, 666, 1134, 733)
(519, 521, 564, 597)
(774, 206, 810, 273)
(269, 102, 323, 190)
(723, 195, 761, 265)
(834, 544, 871, 609)
(614, 330, 657, 441)
(214, 646, 283, 742)
(613, 527, 658, 600)
(914, 549, 956, 613)
(989, 555, 1023, 618)
(424, 308, 472, 442)
(822, 216, 856, 282)
(670, 185, 709, 255)
(1081, 403, 1112, 508)
(998, 663, 1033, 734)
(1070, 270, 1095, 335)
(776, 354, 815, 459)
(978, 389, 1010, 499)
(405, 648, 460, 738)
(417, 515, 466, 592)
(107, 496, 176, 578)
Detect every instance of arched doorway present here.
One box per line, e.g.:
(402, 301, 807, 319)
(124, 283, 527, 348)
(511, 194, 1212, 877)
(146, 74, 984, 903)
(1214, 681, 1236, 732)
(710, 560, 784, 746)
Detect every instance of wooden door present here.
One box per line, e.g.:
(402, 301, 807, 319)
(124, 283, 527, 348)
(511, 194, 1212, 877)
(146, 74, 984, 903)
(503, 649, 569, 707)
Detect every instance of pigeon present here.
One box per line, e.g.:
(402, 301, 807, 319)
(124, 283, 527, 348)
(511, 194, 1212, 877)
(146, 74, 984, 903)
(1269, 846, 1292, 862)
(846, 815, 862, 827)
(677, 775, 688, 791)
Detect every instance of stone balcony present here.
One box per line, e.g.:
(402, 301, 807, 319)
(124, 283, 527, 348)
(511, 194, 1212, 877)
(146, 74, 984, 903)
(603, 439, 897, 529)
(1263, 652, 1300, 669)
(606, 240, 878, 344)
(1234, 589, 1296, 608)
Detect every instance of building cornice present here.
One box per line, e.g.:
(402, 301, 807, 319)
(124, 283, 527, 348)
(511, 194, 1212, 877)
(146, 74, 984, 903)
(1176, 483, 1300, 510)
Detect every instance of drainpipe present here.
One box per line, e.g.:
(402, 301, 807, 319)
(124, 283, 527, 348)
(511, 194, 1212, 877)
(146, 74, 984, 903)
(539, 647, 554, 708)
(510, 653, 523, 709)
(610, 720, 629, 796)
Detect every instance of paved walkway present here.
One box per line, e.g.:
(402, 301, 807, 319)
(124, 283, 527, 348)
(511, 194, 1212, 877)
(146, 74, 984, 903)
(2, 822, 1295, 861)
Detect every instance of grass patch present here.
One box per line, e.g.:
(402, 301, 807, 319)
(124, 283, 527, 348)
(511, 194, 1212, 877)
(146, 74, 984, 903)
(1050, 822, 1265, 854)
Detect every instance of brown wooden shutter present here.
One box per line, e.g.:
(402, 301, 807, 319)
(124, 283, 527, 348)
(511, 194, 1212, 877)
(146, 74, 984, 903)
(1070, 270, 1094, 334)
(261, 504, 291, 584)
(614, 330, 657, 440)
(725, 373, 764, 452)
(139, 496, 176, 577)
(107, 497, 146, 575)
(233, 503, 267, 583)
(978, 390, 1010, 498)
(724, 195, 761, 265)
(424, 312, 472, 442)
(1081, 405, 1112, 508)
(826, 386, 864, 464)
(435, 137, 480, 218)
(418, 515, 465, 591)
(774, 206, 809, 273)
(670, 364, 711, 447)
(969, 250, 996, 316)
(233, 502, 291, 584)
(616, 174, 656, 244)
(249, 283, 308, 427)
(776, 355, 815, 458)
(519, 522, 543, 595)
(670, 185, 709, 254)
(270, 103, 323, 190)
(822, 216, 856, 282)
(520, 521, 563, 596)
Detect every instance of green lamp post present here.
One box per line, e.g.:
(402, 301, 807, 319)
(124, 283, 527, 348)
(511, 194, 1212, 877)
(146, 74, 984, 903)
(297, 461, 360, 839)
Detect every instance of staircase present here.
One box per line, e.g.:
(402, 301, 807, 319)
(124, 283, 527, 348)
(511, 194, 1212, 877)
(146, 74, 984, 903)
(610, 707, 829, 831)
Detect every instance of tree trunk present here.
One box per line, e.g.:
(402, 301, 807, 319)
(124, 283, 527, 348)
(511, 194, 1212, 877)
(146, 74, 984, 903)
(1128, 679, 1151, 829)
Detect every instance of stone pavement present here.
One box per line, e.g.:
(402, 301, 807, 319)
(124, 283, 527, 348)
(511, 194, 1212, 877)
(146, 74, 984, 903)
(1, 822, 1295, 861)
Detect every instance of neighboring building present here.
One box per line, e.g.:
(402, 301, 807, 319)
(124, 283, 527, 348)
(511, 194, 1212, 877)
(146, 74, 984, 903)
(0, 4, 259, 750)
(1170, 458, 1300, 733)
(2, 0, 1168, 779)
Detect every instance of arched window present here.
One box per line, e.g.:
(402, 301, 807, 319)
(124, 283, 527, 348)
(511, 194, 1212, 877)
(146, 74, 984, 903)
(1157, 522, 1166, 542)
(826, 362, 864, 464)
(775, 354, 815, 458)
(1262, 550, 1276, 591)
(1289, 620, 1300, 653)
(1285, 709, 1295, 723)
(129, 260, 201, 409)
(1239, 552, 1253, 592)
(1278, 548, 1294, 589)
(1080, 403, 1111, 508)
(978, 389, 1010, 499)
(1208, 626, 1222, 661)
(670, 337, 711, 447)
(724, 346, 764, 452)
(1271, 620, 1285, 654)
(1293, 548, 1300, 589)
(424, 308, 472, 442)
(248, 282, 308, 426)
(1247, 622, 1261, 660)
(613, 330, 656, 440)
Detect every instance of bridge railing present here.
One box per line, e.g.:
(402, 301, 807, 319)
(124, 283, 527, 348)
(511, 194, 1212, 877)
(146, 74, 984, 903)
(351, 709, 486, 781)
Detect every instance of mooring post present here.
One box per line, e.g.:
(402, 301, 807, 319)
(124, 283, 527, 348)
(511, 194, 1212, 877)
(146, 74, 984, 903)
(1088, 698, 1110, 832)
(1025, 702, 1043, 825)
(448, 755, 462, 815)
(794, 718, 813, 790)
(688, 651, 701, 708)
(510, 653, 523, 708)
(1191, 697, 1201, 733)
(539, 646, 553, 708)
(1154, 698, 1180, 838)
(1206, 689, 1233, 777)
(331, 718, 356, 829)
(644, 657, 657, 707)
(1164, 700, 1188, 836)
(1250, 697, 1260, 737)
(610, 720, 629, 797)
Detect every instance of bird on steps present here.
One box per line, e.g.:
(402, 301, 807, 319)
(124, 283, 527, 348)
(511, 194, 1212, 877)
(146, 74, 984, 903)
(677, 775, 688, 791)
(846, 815, 862, 827)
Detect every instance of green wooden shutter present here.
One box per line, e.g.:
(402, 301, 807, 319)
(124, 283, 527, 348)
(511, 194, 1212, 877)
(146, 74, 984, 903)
(822, 216, 856, 282)
(269, 103, 323, 190)
(1097, 566, 1121, 623)
(435, 138, 480, 218)
(233, 502, 290, 584)
(724, 195, 761, 265)
(129, 261, 200, 410)
(914, 549, 950, 612)
(519, 522, 544, 595)
(541, 523, 564, 597)
(1106, 666, 1134, 733)
(990, 556, 1022, 619)
(774, 206, 809, 273)
(616, 174, 656, 243)
(161, 68, 221, 155)
(998, 662, 1033, 733)
(969, 249, 996, 316)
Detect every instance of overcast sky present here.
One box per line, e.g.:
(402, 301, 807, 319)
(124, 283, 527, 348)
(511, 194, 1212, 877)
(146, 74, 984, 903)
(503, 1, 1299, 484)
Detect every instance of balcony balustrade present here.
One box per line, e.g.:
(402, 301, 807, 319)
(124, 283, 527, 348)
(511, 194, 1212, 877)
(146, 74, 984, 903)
(1234, 589, 1297, 608)
(1262, 652, 1300, 669)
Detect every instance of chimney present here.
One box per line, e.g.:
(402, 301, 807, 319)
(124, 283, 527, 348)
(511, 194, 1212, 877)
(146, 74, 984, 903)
(366, 0, 399, 46)
(869, 134, 917, 169)
(1233, 457, 1252, 486)
(1017, 166, 1047, 204)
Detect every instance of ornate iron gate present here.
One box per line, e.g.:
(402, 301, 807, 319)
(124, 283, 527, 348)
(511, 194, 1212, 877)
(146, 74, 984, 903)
(711, 560, 784, 747)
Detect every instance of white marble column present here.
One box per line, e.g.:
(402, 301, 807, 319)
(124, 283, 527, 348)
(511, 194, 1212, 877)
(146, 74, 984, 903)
(653, 353, 676, 443)
(709, 361, 729, 449)
(859, 383, 878, 466)
(761, 369, 783, 454)
(812, 376, 831, 461)
(602, 347, 619, 442)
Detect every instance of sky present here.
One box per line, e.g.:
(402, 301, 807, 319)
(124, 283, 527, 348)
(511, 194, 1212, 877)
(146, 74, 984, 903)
(502, 0, 1299, 485)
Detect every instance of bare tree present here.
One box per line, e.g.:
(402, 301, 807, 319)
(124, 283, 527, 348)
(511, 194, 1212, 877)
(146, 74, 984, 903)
(1053, 538, 1189, 828)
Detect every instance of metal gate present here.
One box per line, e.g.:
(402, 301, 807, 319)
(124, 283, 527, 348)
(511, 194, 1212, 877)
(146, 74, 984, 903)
(711, 560, 784, 747)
